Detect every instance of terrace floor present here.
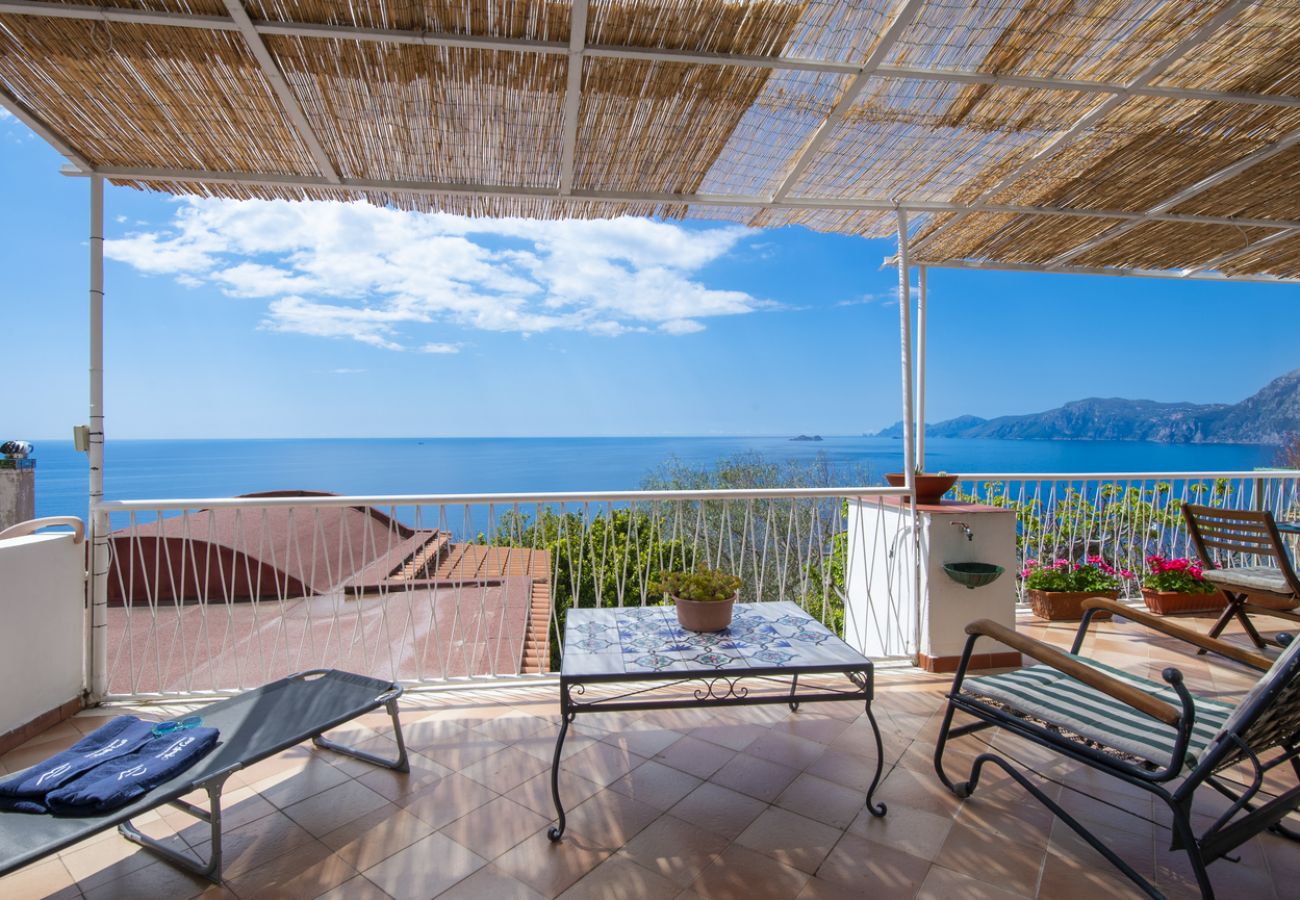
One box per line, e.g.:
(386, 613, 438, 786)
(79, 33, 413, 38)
(1, 611, 1296, 900)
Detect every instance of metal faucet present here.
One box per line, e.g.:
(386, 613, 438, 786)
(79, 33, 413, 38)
(950, 521, 973, 541)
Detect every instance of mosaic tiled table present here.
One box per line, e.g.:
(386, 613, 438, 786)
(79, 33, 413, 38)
(546, 601, 885, 840)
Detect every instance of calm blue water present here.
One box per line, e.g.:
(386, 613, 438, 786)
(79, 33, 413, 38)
(27, 436, 1280, 522)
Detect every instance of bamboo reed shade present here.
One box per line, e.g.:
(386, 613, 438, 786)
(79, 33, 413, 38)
(2, 0, 1300, 278)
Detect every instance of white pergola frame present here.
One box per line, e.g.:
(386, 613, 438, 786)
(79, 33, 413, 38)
(4, 0, 1293, 694)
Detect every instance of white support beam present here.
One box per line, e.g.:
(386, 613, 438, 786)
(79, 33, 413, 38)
(871, 64, 1300, 111)
(558, 0, 588, 195)
(896, 208, 916, 491)
(1048, 127, 1300, 266)
(906, 0, 1258, 259)
(220, 0, 340, 184)
(771, 0, 926, 203)
(0, 85, 91, 170)
(915, 265, 926, 473)
(87, 174, 108, 702)
(1184, 227, 1300, 275)
(81, 164, 1300, 233)
(913, 256, 1300, 286)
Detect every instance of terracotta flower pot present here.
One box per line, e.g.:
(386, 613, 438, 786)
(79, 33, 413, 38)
(673, 594, 736, 632)
(884, 473, 959, 505)
(1026, 589, 1118, 621)
(1140, 587, 1227, 615)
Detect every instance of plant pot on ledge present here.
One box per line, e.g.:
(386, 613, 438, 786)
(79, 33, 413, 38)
(673, 594, 737, 632)
(1140, 587, 1227, 616)
(884, 473, 959, 505)
(1027, 589, 1118, 621)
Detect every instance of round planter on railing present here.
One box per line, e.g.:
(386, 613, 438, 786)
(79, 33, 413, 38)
(1026, 589, 1118, 621)
(884, 473, 959, 505)
(673, 594, 737, 632)
(1140, 588, 1226, 616)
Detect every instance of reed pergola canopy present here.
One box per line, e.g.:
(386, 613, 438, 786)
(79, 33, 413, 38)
(3, 0, 1300, 281)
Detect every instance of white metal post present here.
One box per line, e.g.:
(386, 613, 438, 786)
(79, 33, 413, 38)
(896, 210, 915, 490)
(916, 266, 927, 472)
(87, 174, 108, 703)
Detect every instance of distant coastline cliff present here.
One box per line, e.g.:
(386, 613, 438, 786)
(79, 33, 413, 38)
(874, 369, 1300, 445)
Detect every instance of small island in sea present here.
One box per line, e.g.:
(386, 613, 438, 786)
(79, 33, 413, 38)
(790, 434, 823, 442)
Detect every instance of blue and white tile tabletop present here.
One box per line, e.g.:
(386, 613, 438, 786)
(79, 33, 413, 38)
(560, 601, 870, 677)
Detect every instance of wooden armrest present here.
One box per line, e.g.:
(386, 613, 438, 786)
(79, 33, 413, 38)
(964, 618, 1181, 726)
(1080, 599, 1273, 671)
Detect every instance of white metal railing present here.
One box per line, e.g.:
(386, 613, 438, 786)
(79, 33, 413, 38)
(96, 487, 909, 699)
(951, 470, 1300, 601)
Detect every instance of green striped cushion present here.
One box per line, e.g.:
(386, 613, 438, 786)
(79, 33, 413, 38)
(964, 655, 1236, 770)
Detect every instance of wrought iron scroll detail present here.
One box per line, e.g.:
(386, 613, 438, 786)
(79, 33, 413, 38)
(693, 677, 750, 702)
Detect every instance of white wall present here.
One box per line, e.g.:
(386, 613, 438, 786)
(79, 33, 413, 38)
(0, 533, 85, 734)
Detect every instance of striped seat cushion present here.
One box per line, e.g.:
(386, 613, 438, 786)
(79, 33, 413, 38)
(964, 655, 1236, 770)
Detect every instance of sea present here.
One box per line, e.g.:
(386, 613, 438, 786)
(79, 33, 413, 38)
(25, 435, 1282, 523)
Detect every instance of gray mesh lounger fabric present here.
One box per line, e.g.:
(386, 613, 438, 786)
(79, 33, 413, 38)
(0, 669, 408, 882)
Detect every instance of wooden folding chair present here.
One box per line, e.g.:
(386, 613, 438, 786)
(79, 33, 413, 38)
(1181, 505, 1300, 650)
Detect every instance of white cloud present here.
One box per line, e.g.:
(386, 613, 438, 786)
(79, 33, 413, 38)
(331, 368, 366, 374)
(105, 199, 766, 349)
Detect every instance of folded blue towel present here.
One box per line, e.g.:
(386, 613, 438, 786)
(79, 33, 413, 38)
(0, 716, 156, 813)
(46, 727, 220, 816)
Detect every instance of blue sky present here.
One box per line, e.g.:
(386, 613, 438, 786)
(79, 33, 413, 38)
(3, 110, 1299, 440)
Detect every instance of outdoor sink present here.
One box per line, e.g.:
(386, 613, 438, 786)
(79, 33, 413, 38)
(943, 562, 1004, 590)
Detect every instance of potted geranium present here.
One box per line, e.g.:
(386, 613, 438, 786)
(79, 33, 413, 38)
(655, 567, 743, 632)
(1141, 555, 1224, 615)
(1022, 556, 1133, 621)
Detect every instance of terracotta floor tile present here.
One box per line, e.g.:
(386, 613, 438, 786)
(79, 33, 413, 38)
(58, 831, 161, 890)
(804, 745, 884, 794)
(433, 864, 545, 900)
(249, 756, 353, 811)
(873, 763, 963, 819)
(687, 843, 809, 900)
(418, 732, 508, 773)
(708, 753, 799, 803)
(400, 773, 498, 830)
(82, 859, 234, 900)
(600, 729, 684, 760)
(648, 735, 737, 781)
(441, 795, 552, 860)
(282, 779, 392, 837)
(934, 823, 1047, 898)
(362, 832, 487, 900)
(815, 831, 932, 899)
(354, 751, 451, 803)
(914, 864, 1031, 900)
(1039, 848, 1147, 900)
(317, 875, 395, 900)
(775, 772, 870, 830)
(564, 789, 661, 851)
(735, 806, 842, 874)
(745, 731, 827, 772)
(0, 857, 81, 900)
(164, 784, 278, 845)
(685, 722, 766, 753)
(848, 801, 953, 862)
(561, 741, 647, 788)
(618, 815, 729, 888)
(555, 852, 681, 900)
(771, 713, 852, 746)
(507, 769, 602, 821)
(494, 827, 614, 899)
(458, 745, 551, 793)
(321, 805, 436, 871)
(472, 712, 551, 744)
(666, 782, 767, 841)
(607, 760, 701, 811)
(190, 810, 321, 880)
(512, 731, 598, 765)
(225, 840, 357, 899)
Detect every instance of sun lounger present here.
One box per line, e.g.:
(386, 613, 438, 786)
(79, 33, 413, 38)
(0, 669, 408, 883)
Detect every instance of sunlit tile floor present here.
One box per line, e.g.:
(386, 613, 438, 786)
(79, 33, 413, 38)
(1, 610, 1296, 899)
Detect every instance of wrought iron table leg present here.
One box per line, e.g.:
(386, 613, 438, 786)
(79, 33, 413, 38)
(863, 702, 888, 817)
(548, 684, 575, 841)
(789, 673, 800, 712)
